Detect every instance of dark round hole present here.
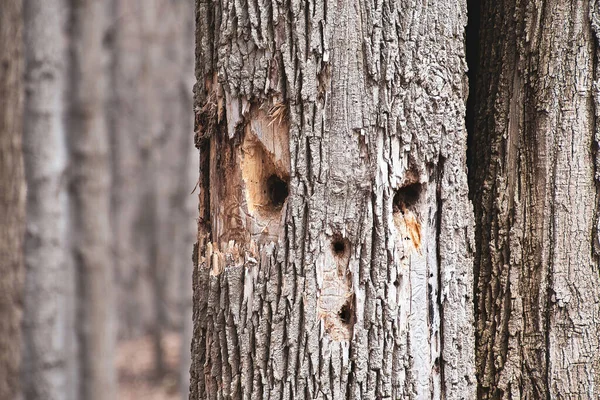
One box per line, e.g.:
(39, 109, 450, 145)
(266, 174, 289, 208)
(338, 301, 353, 324)
(393, 182, 422, 211)
(332, 239, 346, 255)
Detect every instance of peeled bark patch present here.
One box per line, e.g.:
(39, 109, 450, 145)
(241, 107, 291, 234)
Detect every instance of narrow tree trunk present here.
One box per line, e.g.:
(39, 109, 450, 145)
(108, 0, 197, 348)
(108, 1, 197, 387)
(108, 0, 151, 340)
(67, 1, 116, 399)
(472, 0, 600, 398)
(146, 0, 197, 382)
(190, 0, 475, 399)
(0, 0, 26, 397)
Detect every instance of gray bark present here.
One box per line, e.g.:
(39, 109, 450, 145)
(0, 0, 25, 397)
(21, 0, 195, 397)
(190, 0, 475, 399)
(108, 0, 156, 340)
(22, 1, 78, 399)
(66, 1, 116, 399)
(107, 0, 197, 350)
(472, 0, 600, 398)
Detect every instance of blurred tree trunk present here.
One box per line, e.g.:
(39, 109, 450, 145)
(0, 0, 26, 397)
(107, 0, 196, 382)
(22, 1, 77, 399)
(147, 0, 196, 382)
(66, 1, 116, 399)
(472, 0, 600, 398)
(190, 0, 475, 399)
(21, 0, 195, 398)
(108, 0, 153, 341)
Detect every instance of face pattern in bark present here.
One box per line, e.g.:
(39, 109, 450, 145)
(191, 0, 475, 398)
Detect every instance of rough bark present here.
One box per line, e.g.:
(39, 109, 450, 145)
(0, 0, 26, 397)
(66, 1, 116, 399)
(472, 0, 600, 398)
(190, 0, 475, 399)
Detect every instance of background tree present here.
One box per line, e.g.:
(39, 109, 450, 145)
(472, 0, 600, 398)
(67, 1, 116, 398)
(22, 0, 75, 399)
(21, 0, 196, 398)
(0, 0, 26, 397)
(107, 0, 196, 385)
(189, 0, 475, 398)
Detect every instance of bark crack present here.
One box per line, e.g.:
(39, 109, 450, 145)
(465, 0, 481, 200)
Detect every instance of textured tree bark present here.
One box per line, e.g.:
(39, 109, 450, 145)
(472, 0, 600, 398)
(67, 1, 116, 399)
(0, 0, 26, 397)
(190, 0, 475, 399)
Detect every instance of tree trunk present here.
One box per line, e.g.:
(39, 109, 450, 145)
(107, 0, 152, 341)
(67, 1, 116, 399)
(190, 0, 475, 399)
(21, 1, 77, 399)
(0, 0, 26, 397)
(108, 0, 197, 347)
(107, 0, 197, 384)
(472, 0, 600, 398)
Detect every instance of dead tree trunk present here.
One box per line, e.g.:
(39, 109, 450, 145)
(67, 1, 116, 399)
(472, 0, 600, 398)
(190, 0, 475, 398)
(0, 0, 25, 397)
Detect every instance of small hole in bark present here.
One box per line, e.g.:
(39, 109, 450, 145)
(266, 175, 289, 208)
(393, 182, 422, 211)
(338, 299, 353, 324)
(332, 240, 346, 255)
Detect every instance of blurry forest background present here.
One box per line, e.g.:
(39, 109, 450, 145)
(0, 0, 197, 399)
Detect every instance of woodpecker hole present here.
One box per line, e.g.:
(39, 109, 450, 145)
(266, 174, 288, 209)
(338, 297, 354, 325)
(332, 240, 345, 255)
(331, 235, 350, 258)
(393, 182, 422, 212)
